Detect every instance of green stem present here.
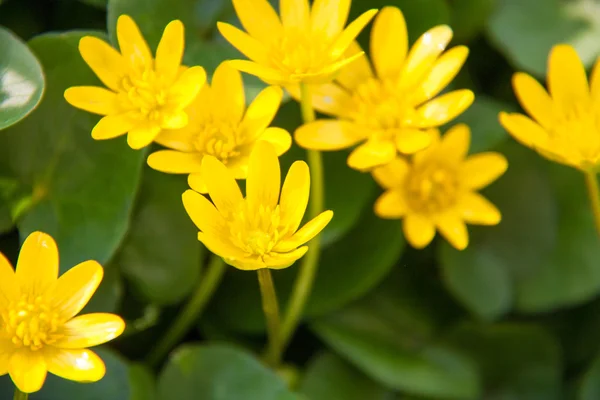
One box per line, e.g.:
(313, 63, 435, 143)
(280, 83, 325, 352)
(146, 256, 227, 367)
(584, 170, 600, 237)
(257, 268, 282, 367)
(13, 387, 28, 400)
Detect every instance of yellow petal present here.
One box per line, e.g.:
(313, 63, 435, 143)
(590, 56, 600, 101)
(336, 41, 373, 91)
(458, 192, 501, 225)
(92, 113, 137, 140)
(212, 63, 245, 122)
(154, 127, 196, 152)
(548, 44, 589, 111)
(259, 127, 292, 155)
(394, 128, 433, 154)
(296, 51, 366, 84)
(216, 23, 270, 64)
(512, 72, 554, 129)
(197, 232, 249, 268)
(64, 86, 119, 116)
(44, 347, 105, 383)
(232, 0, 282, 43)
(435, 212, 469, 250)
(295, 120, 363, 151)
(201, 156, 244, 215)
(49, 260, 103, 320)
(374, 189, 407, 218)
(403, 213, 436, 249)
(412, 129, 441, 165)
(279, 161, 310, 233)
(127, 124, 162, 149)
(414, 89, 474, 128)
(498, 112, 549, 148)
(227, 60, 288, 85)
(78, 36, 126, 92)
(147, 150, 203, 173)
(264, 246, 308, 270)
(226, 156, 251, 179)
(53, 314, 124, 349)
(16, 232, 58, 297)
(9, 350, 47, 393)
(0, 339, 13, 375)
(0, 253, 18, 308)
(247, 141, 281, 209)
(371, 6, 408, 79)
(188, 173, 208, 194)
(155, 20, 184, 85)
(371, 157, 410, 189)
(347, 140, 396, 171)
(242, 86, 283, 137)
(311, 0, 351, 39)
(286, 83, 353, 117)
(331, 9, 378, 59)
(461, 152, 508, 190)
(412, 46, 469, 105)
(273, 210, 332, 252)
(168, 66, 207, 108)
(182, 190, 229, 237)
(438, 123, 470, 163)
(160, 109, 188, 130)
(399, 25, 453, 90)
(116, 15, 152, 70)
(281, 0, 310, 29)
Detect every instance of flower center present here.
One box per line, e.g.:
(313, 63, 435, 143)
(552, 102, 600, 162)
(350, 78, 416, 131)
(270, 29, 332, 75)
(405, 164, 458, 213)
(193, 119, 244, 164)
(1, 294, 62, 351)
(229, 203, 283, 257)
(118, 69, 168, 122)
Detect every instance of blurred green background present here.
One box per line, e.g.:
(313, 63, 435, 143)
(0, 0, 600, 398)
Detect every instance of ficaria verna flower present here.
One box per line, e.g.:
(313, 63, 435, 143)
(500, 44, 600, 171)
(64, 15, 206, 149)
(216, 0, 378, 85)
(372, 124, 507, 250)
(0, 232, 125, 393)
(182, 141, 333, 270)
(147, 62, 292, 192)
(294, 6, 474, 171)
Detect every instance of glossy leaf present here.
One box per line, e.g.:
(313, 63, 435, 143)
(450, 0, 496, 43)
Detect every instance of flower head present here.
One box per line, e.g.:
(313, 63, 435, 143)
(147, 62, 291, 192)
(0, 232, 125, 393)
(294, 6, 474, 171)
(500, 44, 600, 171)
(183, 141, 333, 270)
(216, 0, 377, 85)
(373, 124, 507, 250)
(65, 15, 206, 149)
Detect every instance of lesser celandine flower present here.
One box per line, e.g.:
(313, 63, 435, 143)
(65, 15, 206, 149)
(182, 141, 333, 270)
(294, 6, 474, 171)
(0, 232, 125, 393)
(373, 124, 507, 250)
(147, 62, 291, 192)
(217, 0, 377, 85)
(499, 44, 600, 171)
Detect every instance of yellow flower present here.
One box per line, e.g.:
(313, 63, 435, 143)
(500, 44, 600, 171)
(294, 6, 474, 171)
(373, 124, 507, 250)
(0, 232, 125, 393)
(64, 15, 206, 149)
(182, 141, 333, 270)
(216, 0, 377, 85)
(147, 62, 291, 193)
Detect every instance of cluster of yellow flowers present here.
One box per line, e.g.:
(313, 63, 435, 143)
(3, 0, 600, 394)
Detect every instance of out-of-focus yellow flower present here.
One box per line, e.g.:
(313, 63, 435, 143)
(294, 6, 474, 171)
(0, 232, 125, 393)
(373, 124, 507, 250)
(65, 15, 206, 149)
(216, 0, 377, 85)
(182, 141, 333, 270)
(147, 63, 291, 193)
(500, 44, 600, 171)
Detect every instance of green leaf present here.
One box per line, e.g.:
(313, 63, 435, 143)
(206, 208, 404, 333)
(449, 0, 496, 43)
(487, 0, 600, 76)
(80, 0, 107, 9)
(157, 344, 299, 400)
(0, 32, 145, 272)
(311, 268, 481, 399)
(130, 364, 157, 400)
(83, 264, 124, 314)
(300, 352, 393, 400)
(0, 26, 44, 130)
(112, 165, 202, 305)
(578, 351, 600, 400)
(447, 324, 562, 400)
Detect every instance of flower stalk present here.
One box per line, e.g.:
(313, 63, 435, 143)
(13, 388, 28, 400)
(584, 170, 600, 237)
(257, 268, 282, 367)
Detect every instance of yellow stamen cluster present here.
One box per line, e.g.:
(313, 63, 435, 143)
(2, 295, 61, 351)
(119, 71, 169, 123)
(405, 164, 457, 213)
(192, 119, 244, 164)
(230, 203, 284, 257)
(351, 78, 414, 130)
